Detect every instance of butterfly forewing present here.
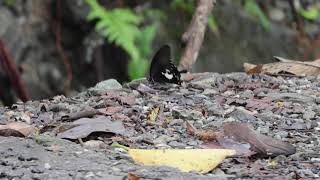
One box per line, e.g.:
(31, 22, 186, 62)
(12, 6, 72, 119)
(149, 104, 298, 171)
(149, 45, 181, 84)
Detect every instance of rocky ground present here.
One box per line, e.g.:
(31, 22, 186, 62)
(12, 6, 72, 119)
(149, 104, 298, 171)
(0, 72, 319, 180)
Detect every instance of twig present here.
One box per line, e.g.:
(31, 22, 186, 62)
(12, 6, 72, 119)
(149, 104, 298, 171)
(178, 0, 216, 71)
(0, 37, 30, 102)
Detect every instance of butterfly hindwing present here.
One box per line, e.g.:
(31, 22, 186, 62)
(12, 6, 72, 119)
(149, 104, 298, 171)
(149, 45, 181, 84)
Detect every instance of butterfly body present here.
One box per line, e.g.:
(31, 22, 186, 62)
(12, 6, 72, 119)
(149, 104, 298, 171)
(148, 45, 181, 84)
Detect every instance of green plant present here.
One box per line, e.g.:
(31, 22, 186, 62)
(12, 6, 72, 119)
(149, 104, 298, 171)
(298, 6, 319, 20)
(85, 0, 159, 80)
(3, 0, 14, 6)
(244, 0, 270, 31)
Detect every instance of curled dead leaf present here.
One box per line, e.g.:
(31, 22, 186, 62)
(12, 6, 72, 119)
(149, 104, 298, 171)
(186, 121, 217, 141)
(223, 122, 296, 157)
(244, 57, 320, 76)
(128, 172, 141, 180)
(0, 122, 36, 137)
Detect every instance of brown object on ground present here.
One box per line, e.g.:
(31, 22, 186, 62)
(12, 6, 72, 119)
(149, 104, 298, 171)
(0, 122, 36, 137)
(223, 122, 296, 157)
(57, 116, 128, 140)
(244, 56, 320, 76)
(178, 0, 216, 71)
(186, 121, 217, 141)
(60, 108, 100, 121)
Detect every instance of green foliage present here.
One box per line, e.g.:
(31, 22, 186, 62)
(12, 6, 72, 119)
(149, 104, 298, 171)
(3, 0, 14, 6)
(208, 15, 219, 34)
(298, 6, 319, 20)
(129, 24, 158, 79)
(85, 0, 159, 80)
(244, 0, 270, 31)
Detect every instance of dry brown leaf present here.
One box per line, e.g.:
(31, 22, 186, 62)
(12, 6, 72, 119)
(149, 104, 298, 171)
(57, 116, 128, 139)
(223, 122, 296, 157)
(61, 108, 99, 121)
(244, 57, 320, 76)
(186, 121, 217, 141)
(216, 136, 255, 157)
(0, 122, 36, 137)
(128, 172, 141, 180)
(244, 63, 263, 74)
(97, 106, 123, 115)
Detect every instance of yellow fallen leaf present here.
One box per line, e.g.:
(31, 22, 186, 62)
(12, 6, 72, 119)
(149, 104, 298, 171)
(147, 106, 160, 123)
(128, 149, 236, 173)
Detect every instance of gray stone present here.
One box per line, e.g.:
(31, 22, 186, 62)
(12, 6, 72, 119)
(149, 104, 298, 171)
(303, 109, 316, 120)
(168, 141, 186, 148)
(93, 79, 122, 90)
(202, 88, 218, 95)
(172, 107, 203, 120)
(228, 108, 257, 122)
(239, 89, 254, 98)
(263, 93, 315, 104)
(277, 130, 289, 138)
(88, 79, 122, 95)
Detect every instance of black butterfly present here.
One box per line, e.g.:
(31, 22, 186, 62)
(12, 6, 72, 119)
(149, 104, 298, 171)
(148, 45, 181, 84)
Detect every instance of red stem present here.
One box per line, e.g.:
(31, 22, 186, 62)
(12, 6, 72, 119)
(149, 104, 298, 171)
(0, 37, 30, 102)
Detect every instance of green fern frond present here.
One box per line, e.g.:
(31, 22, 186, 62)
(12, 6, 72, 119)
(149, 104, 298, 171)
(86, 0, 141, 60)
(86, 0, 160, 80)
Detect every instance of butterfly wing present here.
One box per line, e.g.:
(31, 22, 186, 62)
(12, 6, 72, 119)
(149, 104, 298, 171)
(149, 45, 181, 84)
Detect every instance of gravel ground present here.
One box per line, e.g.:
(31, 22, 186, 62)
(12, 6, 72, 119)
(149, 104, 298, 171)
(0, 72, 319, 179)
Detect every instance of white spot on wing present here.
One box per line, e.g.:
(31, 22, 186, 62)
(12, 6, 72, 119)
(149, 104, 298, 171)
(161, 70, 173, 79)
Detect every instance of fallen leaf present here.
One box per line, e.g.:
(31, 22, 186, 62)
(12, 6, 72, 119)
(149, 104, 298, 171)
(128, 149, 236, 173)
(223, 122, 296, 157)
(97, 106, 123, 115)
(245, 98, 275, 112)
(0, 122, 36, 137)
(147, 106, 160, 124)
(244, 63, 263, 74)
(61, 108, 99, 121)
(244, 57, 320, 76)
(57, 116, 128, 139)
(216, 136, 254, 156)
(186, 121, 217, 141)
(128, 172, 141, 180)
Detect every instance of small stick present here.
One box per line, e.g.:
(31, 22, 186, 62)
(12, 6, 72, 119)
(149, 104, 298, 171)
(178, 0, 216, 71)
